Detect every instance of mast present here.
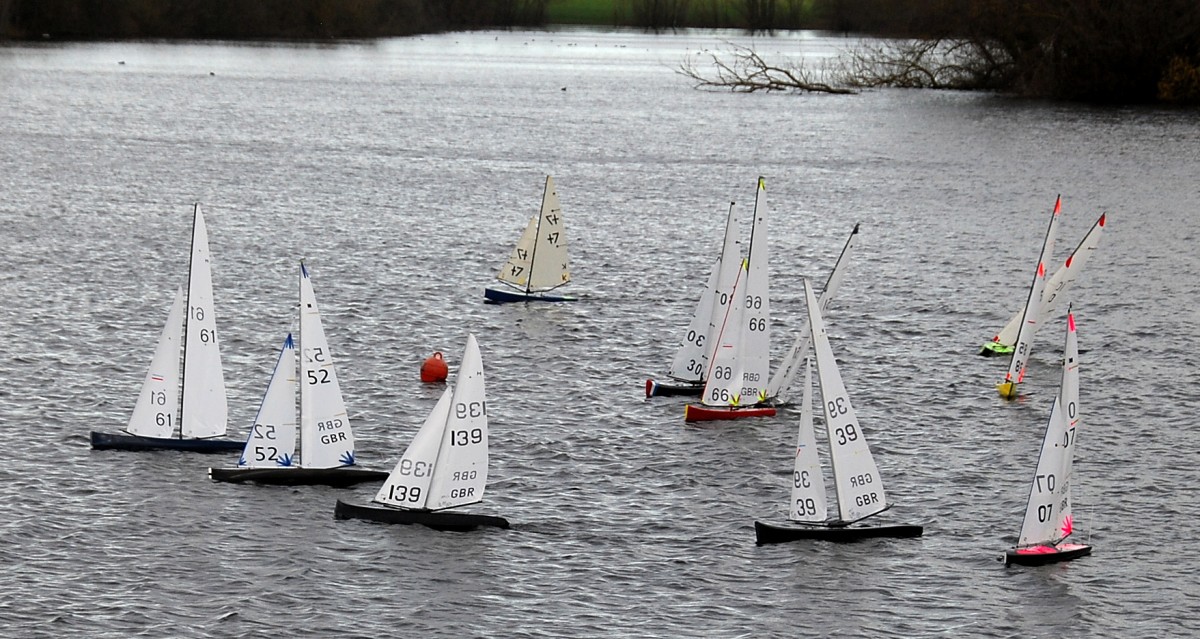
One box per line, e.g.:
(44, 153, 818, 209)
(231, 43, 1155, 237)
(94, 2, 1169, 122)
(524, 178, 549, 296)
(298, 261, 305, 458)
(177, 203, 199, 438)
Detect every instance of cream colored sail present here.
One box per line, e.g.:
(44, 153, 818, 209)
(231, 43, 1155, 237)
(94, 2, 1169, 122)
(496, 176, 570, 293)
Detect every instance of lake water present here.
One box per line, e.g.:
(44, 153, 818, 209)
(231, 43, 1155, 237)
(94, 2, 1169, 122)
(1, 28, 1199, 638)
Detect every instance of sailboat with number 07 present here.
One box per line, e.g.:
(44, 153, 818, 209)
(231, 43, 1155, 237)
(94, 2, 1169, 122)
(1004, 307, 1090, 566)
(209, 262, 387, 487)
(754, 278, 922, 544)
(91, 204, 242, 453)
(335, 334, 508, 532)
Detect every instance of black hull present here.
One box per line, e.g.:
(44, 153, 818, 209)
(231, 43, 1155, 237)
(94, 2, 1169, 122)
(644, 378, 704, 398)
(209, 466, 389, 487)
(334, 499, 509, 532)
(483, 287, 575, 304)
(90, 431, 243, 453)
(1005, 544, 1093, 566)
(754, 520, 924, 545)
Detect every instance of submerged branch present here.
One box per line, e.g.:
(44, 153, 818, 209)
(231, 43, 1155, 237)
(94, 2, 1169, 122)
(678, 38, 1016, 95)
(677, 42, 857, 94)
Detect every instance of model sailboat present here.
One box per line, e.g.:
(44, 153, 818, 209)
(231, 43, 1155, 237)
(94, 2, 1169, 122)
(646, 202, 740, 398)
(209, 263, 387, 486)
(981, 212, 1106, 357)
(765, 223, 860, 406)
(685, 177, 775, 422)
(335, 334, 508, 531)
(1005, 308, 1090, 566)
(484, 175, 574, 303)
(997, 196, 1062, 399)
(91, 204, 240, 453)
(754, 279, 923, 544)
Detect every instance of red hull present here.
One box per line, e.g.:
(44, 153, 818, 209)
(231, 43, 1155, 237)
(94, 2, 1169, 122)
(683, 404, 776, 422)
(1005, 542, 1092, 566)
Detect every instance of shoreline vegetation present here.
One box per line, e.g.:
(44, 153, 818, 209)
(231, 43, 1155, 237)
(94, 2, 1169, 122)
(2, 0, 1197, 105)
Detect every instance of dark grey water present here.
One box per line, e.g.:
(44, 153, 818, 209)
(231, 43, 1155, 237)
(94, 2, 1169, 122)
(1, 28, 1199, 638)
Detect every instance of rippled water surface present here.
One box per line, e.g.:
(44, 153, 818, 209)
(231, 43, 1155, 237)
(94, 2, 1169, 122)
(2, 29, 1199, 638)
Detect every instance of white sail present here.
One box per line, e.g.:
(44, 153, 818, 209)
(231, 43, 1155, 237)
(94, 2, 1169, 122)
(374, 387, 453, 509)
(1017, 311, 1081, 547)
(298, 263, 355, 468)
(993, 213, 1105, 347)
(805, 279, 887, 523)
(238, 334, 298, 468)
(700, 261, 749, 407)
(125, 289, 184, 438)
(667, 203, 741, 382)
(181, 204, 228, 439)
(1001, 197, 1062, 394)
(374, 334, 489, 511)
(426, 333, 489, 510)
(496, 175, 570, 293)
(667, 260, 719, 382)
(699, 203, 743, 375)
(739, 177, 771, 404)
(789, 360, 829, 523)
(767, 223, 860, 402)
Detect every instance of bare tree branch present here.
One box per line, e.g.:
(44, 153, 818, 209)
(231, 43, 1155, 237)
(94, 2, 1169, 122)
(677, 41, 857, 94)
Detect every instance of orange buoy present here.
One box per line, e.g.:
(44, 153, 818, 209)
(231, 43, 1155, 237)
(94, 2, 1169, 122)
(420, 351, 448, 383)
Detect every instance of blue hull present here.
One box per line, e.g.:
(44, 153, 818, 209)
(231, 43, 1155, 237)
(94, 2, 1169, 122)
(90, 431, 243, 453)
(484, 287, 576, 304)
